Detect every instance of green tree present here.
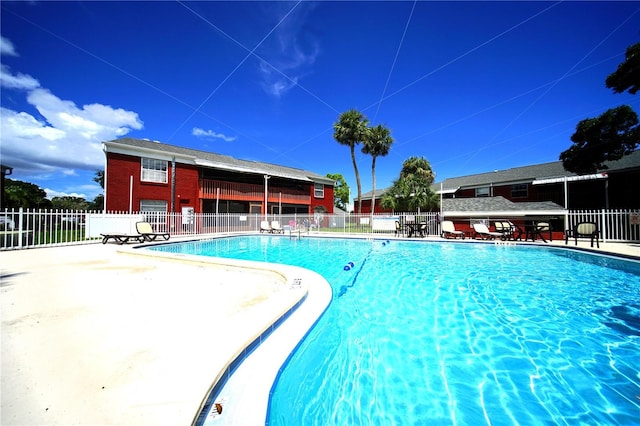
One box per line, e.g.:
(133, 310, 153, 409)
(380, 156, 438, 212)
(88, 194, 104, 211)
(561, 42, 640, 173)
(560, 105, 639, 174)
(362, 124, 393, 214)
(605, 42, 640, 95)
(90, 170, 105, 210)
(333, 109, 369, 214)
(327, 173, 350, 211)
(4, 179, 52, 209)
(51, 196, 90, 211)
(94, 170, 104, 188)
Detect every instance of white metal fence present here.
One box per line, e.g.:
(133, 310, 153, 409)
(1, 208, 639, 250)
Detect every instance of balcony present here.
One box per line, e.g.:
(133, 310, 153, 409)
(199, 179, 311, 205)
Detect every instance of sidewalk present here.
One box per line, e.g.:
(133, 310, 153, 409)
(1, 243, 310, 426)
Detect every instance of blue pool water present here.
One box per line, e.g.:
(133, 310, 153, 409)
(150, 236, 640, 424)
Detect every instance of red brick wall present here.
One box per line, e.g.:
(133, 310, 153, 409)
(105, 153, 199, 212)
(311, 185, 335, 213)
(360, 198, 393, 214)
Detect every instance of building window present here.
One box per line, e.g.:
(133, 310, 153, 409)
(141, 158, 168, 183)
(511, 184, 528, 198)
(475, 187, 490, 197)
(140, 200, 167, 227)
(314, 183, 324, 198)
(140, 200, 167, 212)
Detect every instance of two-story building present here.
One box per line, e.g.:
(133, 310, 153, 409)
(103, 138, 335, 216)
(360, 150, 640, 213)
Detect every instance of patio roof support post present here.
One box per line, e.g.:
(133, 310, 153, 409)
(170, 157, 176, 213)
(129, 175, 133, 214)
(563, 176, 569, 232)
(264, 175, 270, 220)
(215, 187, 219, 215)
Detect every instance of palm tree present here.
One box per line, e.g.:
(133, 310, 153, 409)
(333, 109, 369, 213)
(380, 156, 438, 213)
(362, 124, 393, 214)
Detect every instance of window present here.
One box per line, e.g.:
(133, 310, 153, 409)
(475, 187, 490, 197)
(511, 184, 528, 198)
(140, 200, 167, 212)
(141, 158, 168, 183)
(314, 183, 324, 198)
(140, 200, 167, 228)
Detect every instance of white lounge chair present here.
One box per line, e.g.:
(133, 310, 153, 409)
(271, 221, 284, 234)
(494, 221, 515, 239)
(441, 221, 465, 239)
(136, 221, 170, 242)
(260, 220, 272, 233)
(472, 223, 502, 240)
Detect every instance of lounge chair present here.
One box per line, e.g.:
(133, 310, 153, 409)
(565, 222, 599, 248)
(135, 221, 170, 242)
(472, 223, 503, 240)
(441, 221, 465, 239)
(493, 221, 512, 239)
(100, 233, 145, 245)
(260, 220, 273, 233)
(271, 221, 284, 234)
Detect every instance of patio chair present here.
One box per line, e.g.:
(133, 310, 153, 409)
(441, 221, 465, 239)
(135, 221, 170, 242)
(472, 223, 502, 240)
(271, 221, 284, 234)
(536, 222, 552, 241)
(394, 220, 402, 237)
(565, 222, 599, 248)
(260, 220, 273, 233)
(493, 221, 514, 240)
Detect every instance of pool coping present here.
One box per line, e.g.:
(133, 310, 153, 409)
(117, 237, 333, 426)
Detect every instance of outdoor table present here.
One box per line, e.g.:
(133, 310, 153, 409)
(403, 222, 427, 238)
(524, 223, 547, 242)
(404, 222, 417, 237)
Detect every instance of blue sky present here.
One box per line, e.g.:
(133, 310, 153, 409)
(1, 1, 639, 207)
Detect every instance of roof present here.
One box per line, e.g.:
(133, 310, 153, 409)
(442, 196, 565, 218)
(435, 150, 640, 192)
(103, 138, 334, 185)
(359, 150, 640, 200)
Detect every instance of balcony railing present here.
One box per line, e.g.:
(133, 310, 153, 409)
(199, 179, 310, 204)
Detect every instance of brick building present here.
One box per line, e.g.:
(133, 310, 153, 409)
(103, 138, 335, 216)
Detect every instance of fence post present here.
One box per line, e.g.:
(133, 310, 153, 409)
(17, 207, 24, 249)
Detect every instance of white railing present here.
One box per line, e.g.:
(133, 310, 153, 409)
(566, 209, 640, 242)
(2, 208, 639, 250)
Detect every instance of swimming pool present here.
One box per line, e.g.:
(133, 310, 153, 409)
(150, 236, 640, 424)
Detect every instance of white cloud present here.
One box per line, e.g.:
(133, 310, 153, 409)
(44, 188, 88, 200)
(257, 3, 319, 98)
(1, 84, 143, 174)
(192, 127, 236, 142)
(0, 64, 40, 90)
(0, 35, 18, 56)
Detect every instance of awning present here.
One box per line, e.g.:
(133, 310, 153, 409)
(532, 172, 608, 185)
(436, 186, 460, 194)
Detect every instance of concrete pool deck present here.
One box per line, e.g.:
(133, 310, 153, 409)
(0, 238, 331, 426)
(1, 236, 639, 425)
